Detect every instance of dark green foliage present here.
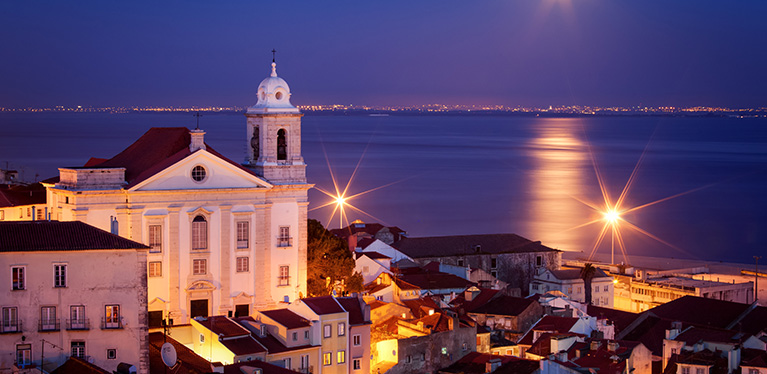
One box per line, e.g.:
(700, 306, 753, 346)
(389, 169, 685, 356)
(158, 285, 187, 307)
(307, 219, 360, 297)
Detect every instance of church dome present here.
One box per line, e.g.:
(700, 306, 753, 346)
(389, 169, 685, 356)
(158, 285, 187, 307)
(247, 62, 299, 114)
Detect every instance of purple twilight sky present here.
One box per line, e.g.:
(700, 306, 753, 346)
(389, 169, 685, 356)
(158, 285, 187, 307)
(1, 0, 766, 108)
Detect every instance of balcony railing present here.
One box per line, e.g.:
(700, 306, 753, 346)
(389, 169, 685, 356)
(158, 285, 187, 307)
(101, 318, 123, 330)
(66, 318, 90, 330)
(278, 276, 291, 287)
(297, 366, 313, 374)
(38, 319, 60, 332)
(278, 237, 292, 247)
(0, 320, 22, 333)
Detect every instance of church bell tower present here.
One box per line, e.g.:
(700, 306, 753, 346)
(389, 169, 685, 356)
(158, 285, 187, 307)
(245, 59, 306, 184)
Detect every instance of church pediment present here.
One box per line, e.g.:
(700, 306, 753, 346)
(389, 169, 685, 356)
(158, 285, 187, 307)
(186, 280, 216, 292)
(130, 150, 272, 192)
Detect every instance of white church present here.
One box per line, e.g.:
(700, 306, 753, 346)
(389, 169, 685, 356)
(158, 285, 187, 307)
(43, 61, 310, 325)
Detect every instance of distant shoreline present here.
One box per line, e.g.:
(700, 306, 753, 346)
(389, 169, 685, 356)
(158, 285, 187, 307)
(1, 108, 765, 119)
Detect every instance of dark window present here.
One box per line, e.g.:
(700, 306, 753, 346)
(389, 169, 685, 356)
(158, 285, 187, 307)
(235, 304, 249, 318)
(107, 349, 117, 360)
(251, 126, 259, 160)
(190, 299, 208, 318)
(148, 311, 163, 328)
(277, 129, 287, 160)
(191, 165, 206, 182)
(491, 258, 497, 269)
(536, 255, 542, 267)
(71, 341, 85, 359)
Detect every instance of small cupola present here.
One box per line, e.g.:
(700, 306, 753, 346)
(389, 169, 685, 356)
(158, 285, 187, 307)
(247, 59, 299, 114)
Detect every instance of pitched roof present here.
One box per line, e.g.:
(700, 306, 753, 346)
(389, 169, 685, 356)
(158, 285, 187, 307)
(616, 315, 686, 356)
(301, 295, 345, 315)
(439, 352, 538, 374)
(330, 221, 405, 240)
(518, 316, 579, 345)
(742, 348, 767, 368)
(260, 309, 311, 329)
(735, 304, 767, 335)
(469, 295, 538, 317)
(0, 182, 46, 207)
(393, 233, 559, 258)
(84, 127, 263, 188)
(674, 326, 748, 345)
(0, 221, 149, 252)
(222, 361, 304, 374)
(397, 271, 474, 291)
(357, 251, 390, 260)
(337, 297, 368, 325)
(401, 297, 441, 319)
(149, 332, 212, 374)
(196, 315, 251, 338)
(451, 288, 501, 313)
(647, 296, 751, 329)
(51, 357, 111, 374)
(586, 305, 639, 333)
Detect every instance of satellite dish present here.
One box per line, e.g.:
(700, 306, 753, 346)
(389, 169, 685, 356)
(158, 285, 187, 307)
(161, 342, 177, 367)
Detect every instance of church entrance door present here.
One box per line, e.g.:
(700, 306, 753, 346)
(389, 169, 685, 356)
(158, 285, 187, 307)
(190, 299, 208, 318)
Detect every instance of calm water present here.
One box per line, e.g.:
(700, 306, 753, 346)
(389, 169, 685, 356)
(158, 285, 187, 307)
(1, 112, 766, 264)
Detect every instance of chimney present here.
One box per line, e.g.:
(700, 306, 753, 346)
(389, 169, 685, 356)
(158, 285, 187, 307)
(666, 322, 682, 340)
(607, 341, 619, 352)
(190, 129, 206, 152)
(485, 358, 502, 373)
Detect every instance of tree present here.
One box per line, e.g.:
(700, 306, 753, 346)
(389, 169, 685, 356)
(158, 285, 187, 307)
(581, 263, 597, 305)
(306, 219, 361, 297)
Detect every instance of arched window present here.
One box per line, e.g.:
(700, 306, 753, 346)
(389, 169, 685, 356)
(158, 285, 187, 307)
(277, 129, 287, 161)
(192, 215, 207, 250)
(251, 126, 259, 161)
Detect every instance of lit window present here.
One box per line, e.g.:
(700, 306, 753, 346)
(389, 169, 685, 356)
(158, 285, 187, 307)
(236, 221, 249, 249)
(192, 215, 208, 250)
(236, 257, 249, 273)
(337, 350, 345, 364)
(149, 225, 162, 252)
(71, 341, 85, 359)
(54, 264, 67, 287)
(279, 226, 291, 247)
(12, 266, 24, 290)
(193, 259, 207, 275)
(353, 334, 361, 346)
(149, 262, 162, 277)
(324, 324, 331, 338)
(323, 352, 332, 366)
(278, 265, 290, 286)
(191, 165, 206, 182)
(338, 322, 346, 336)
(104, 305, 121, 329)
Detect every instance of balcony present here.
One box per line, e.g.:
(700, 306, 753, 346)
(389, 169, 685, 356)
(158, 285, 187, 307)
(38, 319, 60, 332)
(66, 318, 90, 330)
(278, 276, 291, 287)
(297, 366, 313, 374)
(0, 320, 22, 333)
(101, 318, 123, 330)
(278, 237, 292, 248)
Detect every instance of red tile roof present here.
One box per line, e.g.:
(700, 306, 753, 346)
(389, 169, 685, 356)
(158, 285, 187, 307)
(219, 336, 267, 356)
(0, 182, 46, 207)
(196, 316, 251, 338)
(149, 332, 212, 374)
(517, 316, 579, 345)
(85, 127, 263, 188)
(616, 315, 687, 356)
(450, 288, 501, 313)
(357, 251, 391, 260)
(301, 295, 345, 315)
(337, 297, 369, 325)
(439, 352, 539, 374)
(393, 233, 559, 258)
(647, 295, 751, 329)
(401, 297, 441, 319)
(674, 326, 748, 345)
(330, 222, 405, 241)
(586, 305, 639, 333)
(51, 357, 111, 374)
(397, 271, 474, 292)
(260, 309, 311, 329)
(222, 361, 304, 374)
(0, 221, 149, 252)
(469, 295, 538, 317)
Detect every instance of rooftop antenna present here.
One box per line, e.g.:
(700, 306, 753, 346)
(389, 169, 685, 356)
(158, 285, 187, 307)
(193, 111, 202, 130)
